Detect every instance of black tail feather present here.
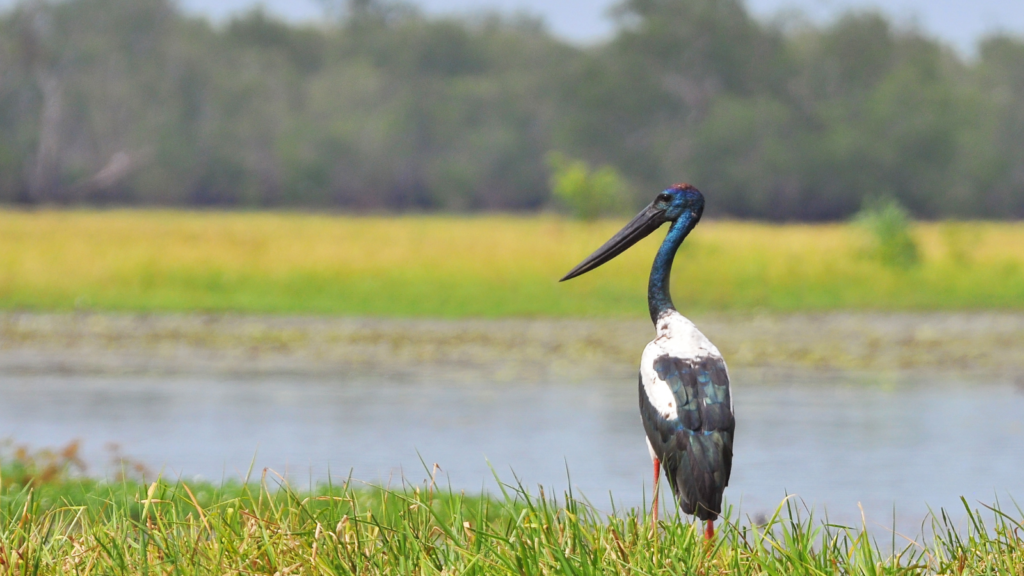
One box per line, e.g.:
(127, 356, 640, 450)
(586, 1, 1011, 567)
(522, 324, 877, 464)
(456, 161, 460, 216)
(665, 431, 732, 521)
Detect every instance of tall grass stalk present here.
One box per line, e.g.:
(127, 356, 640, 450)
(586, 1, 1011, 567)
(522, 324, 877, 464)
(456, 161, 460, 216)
(0, 470, 1020, 574)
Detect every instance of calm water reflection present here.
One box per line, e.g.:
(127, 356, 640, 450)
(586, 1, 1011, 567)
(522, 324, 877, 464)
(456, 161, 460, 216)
(1, 372, 1022, 534)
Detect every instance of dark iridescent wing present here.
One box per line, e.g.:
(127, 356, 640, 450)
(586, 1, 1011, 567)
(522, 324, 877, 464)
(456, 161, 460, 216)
(639, 354, 734, 521)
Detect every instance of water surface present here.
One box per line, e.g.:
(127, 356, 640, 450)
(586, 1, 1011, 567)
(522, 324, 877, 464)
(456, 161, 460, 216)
(1, 372, 1022, 536)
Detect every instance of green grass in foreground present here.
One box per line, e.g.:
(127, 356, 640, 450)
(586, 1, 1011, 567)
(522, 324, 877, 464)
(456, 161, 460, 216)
(0, 469, 1021, 574)
(1, 210, 1023, 316)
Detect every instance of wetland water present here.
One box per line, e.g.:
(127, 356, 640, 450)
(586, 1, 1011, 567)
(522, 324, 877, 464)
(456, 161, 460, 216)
(1, 370, 1022, 535)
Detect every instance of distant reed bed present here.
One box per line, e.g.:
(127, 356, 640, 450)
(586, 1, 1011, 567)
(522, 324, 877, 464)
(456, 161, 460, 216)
(0, 210, 1021, 316)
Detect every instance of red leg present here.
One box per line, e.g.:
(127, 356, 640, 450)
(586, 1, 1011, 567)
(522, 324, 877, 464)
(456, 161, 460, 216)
(651, 458, 661, 526)
(704, 519, 715, 540)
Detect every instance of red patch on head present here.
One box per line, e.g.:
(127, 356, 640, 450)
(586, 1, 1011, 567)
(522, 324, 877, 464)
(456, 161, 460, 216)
(669, 183, 696, 192)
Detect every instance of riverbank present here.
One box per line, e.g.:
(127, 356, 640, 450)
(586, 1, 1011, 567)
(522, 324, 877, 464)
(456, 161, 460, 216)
(2, 312, 1022, 381)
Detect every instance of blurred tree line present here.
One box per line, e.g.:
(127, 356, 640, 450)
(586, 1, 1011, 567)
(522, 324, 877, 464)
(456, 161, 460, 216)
(0, 0, 1022, 219)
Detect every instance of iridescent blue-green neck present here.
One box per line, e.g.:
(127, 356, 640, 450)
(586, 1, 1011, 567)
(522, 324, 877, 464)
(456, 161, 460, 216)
(648, 213, 697, 324)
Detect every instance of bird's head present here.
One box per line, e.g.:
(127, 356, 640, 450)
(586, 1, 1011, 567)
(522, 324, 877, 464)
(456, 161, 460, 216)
(560, 184, 704, 282)
(655, 183, 704, 222)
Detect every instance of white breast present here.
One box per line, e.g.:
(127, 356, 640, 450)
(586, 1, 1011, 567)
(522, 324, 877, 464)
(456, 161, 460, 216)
(639, 310, 725, 420)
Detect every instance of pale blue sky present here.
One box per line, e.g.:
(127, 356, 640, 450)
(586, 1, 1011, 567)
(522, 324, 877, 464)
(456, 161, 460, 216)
(177, 0, 1023, 54)
(2, 0, 1019, 55)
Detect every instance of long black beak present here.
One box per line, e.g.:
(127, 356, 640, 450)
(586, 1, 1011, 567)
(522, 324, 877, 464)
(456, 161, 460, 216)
(560, 203, 666, 282)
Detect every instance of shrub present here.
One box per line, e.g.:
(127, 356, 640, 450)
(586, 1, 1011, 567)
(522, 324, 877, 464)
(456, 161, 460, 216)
(547, 152, 629, 220)
(0, 440, 86, 487)
(854, 196, 920, 268)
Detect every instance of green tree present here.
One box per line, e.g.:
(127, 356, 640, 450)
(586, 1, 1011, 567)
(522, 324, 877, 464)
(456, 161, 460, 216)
(0, 0, 1020, 219)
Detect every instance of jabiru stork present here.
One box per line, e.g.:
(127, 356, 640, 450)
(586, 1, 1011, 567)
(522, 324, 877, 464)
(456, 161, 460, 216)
(560, 184, 734, 540)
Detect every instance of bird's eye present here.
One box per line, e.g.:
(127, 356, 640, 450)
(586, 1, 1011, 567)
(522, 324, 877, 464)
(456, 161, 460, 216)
(657, 193, 672, 203)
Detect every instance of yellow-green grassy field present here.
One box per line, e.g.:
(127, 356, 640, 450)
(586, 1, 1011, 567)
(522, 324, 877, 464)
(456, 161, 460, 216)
(0, 210, 1021, 316)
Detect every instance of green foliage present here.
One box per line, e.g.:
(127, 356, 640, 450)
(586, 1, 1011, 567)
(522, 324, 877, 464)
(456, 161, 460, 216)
(855, 197, 920, 269)
(547, 152, 629, 219)
(0, 458, 1021, 574)
(0, 0, 1022, 218)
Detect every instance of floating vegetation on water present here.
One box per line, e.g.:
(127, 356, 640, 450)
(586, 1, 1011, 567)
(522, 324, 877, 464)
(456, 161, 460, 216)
(4, 312, 1023, 378)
